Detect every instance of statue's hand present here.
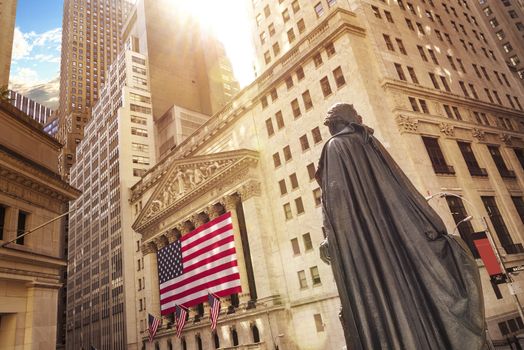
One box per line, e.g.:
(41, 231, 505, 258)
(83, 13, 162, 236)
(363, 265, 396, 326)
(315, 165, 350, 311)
(319, 237, 331, 265)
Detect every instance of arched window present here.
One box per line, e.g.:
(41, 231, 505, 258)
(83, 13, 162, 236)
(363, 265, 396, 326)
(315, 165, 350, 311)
(252, 324, 260, 343)
(231, 327, 239, 346)
(214, 332, 220, 349)
(196, 334, 203, 350)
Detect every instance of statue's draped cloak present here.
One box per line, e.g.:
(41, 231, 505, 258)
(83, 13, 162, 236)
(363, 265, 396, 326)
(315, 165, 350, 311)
(317, 125, 485, 350)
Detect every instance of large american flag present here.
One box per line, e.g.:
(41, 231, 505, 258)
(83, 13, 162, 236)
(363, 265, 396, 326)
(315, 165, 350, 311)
(157, 212, 242, 315)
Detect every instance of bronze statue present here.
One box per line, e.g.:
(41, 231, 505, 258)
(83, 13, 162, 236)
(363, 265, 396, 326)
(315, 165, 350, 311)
(317, 103, 486, 349)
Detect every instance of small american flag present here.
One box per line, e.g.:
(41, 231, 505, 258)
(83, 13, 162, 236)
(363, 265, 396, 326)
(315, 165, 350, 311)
(174, 304, 188, 338)
(208, 292, 221, 331)
(147, 313, 161, 342)
(157, 212, 242, 315)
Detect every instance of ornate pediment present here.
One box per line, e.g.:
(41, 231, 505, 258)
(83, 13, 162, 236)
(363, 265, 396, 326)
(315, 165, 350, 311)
(132, 149, 259, 232)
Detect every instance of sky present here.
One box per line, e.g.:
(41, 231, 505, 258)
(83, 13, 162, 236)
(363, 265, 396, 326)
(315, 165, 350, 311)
(9, 0, 256, 110)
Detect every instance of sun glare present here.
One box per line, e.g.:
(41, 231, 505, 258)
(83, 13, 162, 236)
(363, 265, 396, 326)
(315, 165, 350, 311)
(173, 0, 256, 87)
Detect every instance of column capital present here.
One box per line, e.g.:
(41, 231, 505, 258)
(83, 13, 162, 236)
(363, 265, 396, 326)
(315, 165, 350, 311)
(166, 228, 181, 244)
(223, 194, 240, 211)
(208, 203, 223, 219)
(142, 242, 157, 255)
(238, 180, 262, 201)
(154, 235, 169, 250)
(193, 212, 209, 227)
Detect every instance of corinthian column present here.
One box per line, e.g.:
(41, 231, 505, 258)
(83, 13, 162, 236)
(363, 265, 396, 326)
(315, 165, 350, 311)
(142, 242, 160, 317)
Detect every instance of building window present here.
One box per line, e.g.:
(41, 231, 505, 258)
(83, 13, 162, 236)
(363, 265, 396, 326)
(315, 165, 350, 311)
(488, 145, 515, 178)
(512, 197, 524, 225)
(313, 188, 322, 206)
(372, 6, 381, 19)
(383, 35, 394, 51)
(283, 146, 292, 161)
(16, 211, 28, 245)
(282, 9, 290, 22)
(302, 90, 313, 109)
(310, 266, 321, 285)
(275, 111, 285, 129)
(296, 66, 305, 80)
(278, 179, 287, 195)
(252, 325, 260, 343)
(314, 314, 325, 332)
(290, 173, 299, 189)
(303, 233, 313, 251)
(514, 148, 524, 170)
(407, 67, 419, 84)
(291, 238, 300, 255)
(417, 46, 427, 61)
(298, 270, 307, 288)
(292, 0, 300, 13)
(0, 205, 5, 240)
(326, 42, 336, 57)
(297, 18, 306, 33)
(273, 42, 280, 56)
(313, 53, 323, 67)
(270, 88, 278, 101)
(385, 11, 394, 23)
(457, 142, 487, 177)
(307, 163, 316, 180)
(132, 155, 150, 165)
(333, 67, 346, 88)
(287, 28, 296, 43)
(273, 152, 282, 168)
(265, 118, 275, 136)
(396, 38, 407, 54)
(482, 196, 518, 254)
(286, 76, 294, 89)
(395, 64, 407, 81)
(320, 77, 332, 97)
(446, 196, 479, 258)
(295, 197, 305, 214)
(291, 99, 301, 118)
(300, 135, 310, 151)
(314, 2, 324, 17)
(312, 127, 322, 143)
(422, 137, 455, 175)
(284, 203, 293, 220)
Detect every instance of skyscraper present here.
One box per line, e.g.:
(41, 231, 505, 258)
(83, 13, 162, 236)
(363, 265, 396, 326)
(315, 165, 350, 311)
(0, 0, 17, 87)
(132, 0, 524, 348)
(64, 1, 239, 349)
(57, 0, 133, 178)
(474, 0, 524, 85)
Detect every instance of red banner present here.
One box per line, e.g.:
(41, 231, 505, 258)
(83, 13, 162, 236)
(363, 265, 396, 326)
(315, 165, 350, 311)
(472, 232, 502, 276)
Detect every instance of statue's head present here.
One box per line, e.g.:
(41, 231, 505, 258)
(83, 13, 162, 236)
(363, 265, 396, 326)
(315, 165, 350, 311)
(324, 103, 362, 135)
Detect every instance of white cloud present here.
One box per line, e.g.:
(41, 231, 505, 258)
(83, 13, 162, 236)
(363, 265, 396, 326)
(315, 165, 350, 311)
(10, 67, 40, 86)
(12, 27, 32, 59)
(11, 27, 62, 63)
(9, 75, 60, 110)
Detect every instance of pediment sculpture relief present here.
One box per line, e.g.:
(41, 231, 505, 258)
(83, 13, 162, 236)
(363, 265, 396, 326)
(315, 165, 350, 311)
(144, 159, 233, 220)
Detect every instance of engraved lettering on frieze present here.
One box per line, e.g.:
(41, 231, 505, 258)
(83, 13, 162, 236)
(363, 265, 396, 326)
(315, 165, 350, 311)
(439, 123, 454, 137)
(472, 128, 485, 142)
(396, 115, 418, 133)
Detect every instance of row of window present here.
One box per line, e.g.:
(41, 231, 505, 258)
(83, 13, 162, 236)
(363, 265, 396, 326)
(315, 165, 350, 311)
(0, 205, 28, 244)
(298, 266, 322, 288)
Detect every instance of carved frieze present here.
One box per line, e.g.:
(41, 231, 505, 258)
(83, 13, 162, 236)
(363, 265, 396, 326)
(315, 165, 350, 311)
(133, 150, 259, 233)
(141, 242, 157, 255)
(396, 115, 418, 134)
(238, 180, 262, 201)
(500, 133, 513, 145)
(439, 123, 454, 137)
(472, 128, 486, 142)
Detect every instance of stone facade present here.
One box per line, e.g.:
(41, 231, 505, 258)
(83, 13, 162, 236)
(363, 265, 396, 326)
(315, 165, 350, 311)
(0, 0, 16, 87)
(0, 100, 79, 350)
(131, 1, 524, 348)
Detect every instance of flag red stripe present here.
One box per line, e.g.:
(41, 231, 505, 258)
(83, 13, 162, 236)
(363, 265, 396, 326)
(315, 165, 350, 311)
(183, 235, 235, 262)
(181, 212, 232, 241)
(160, 260, 238, 294)
(161, 273, 241, 304)
(182, 223, 233, 252)
(183, 247, 237, 274)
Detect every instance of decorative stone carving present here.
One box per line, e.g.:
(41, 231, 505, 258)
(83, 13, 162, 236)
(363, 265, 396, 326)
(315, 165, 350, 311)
(208, 203, 223, 219)
(193, 212, 209, 226)
(166, 228, 180, 243)
(144, 159, 234, 220)
(142, 242, 157, 255)
(396, 115, 418, 133)
(439, 123, 454, 137)
(500, 133, 513, 145)
(154, 235, 169, 250)
(472, 128, 486, 142)
(239, 181, 262, 201)
(224, 194, 240, 211)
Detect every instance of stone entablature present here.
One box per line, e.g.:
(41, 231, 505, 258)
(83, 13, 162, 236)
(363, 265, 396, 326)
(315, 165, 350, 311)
(133, 149, 259, 237)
